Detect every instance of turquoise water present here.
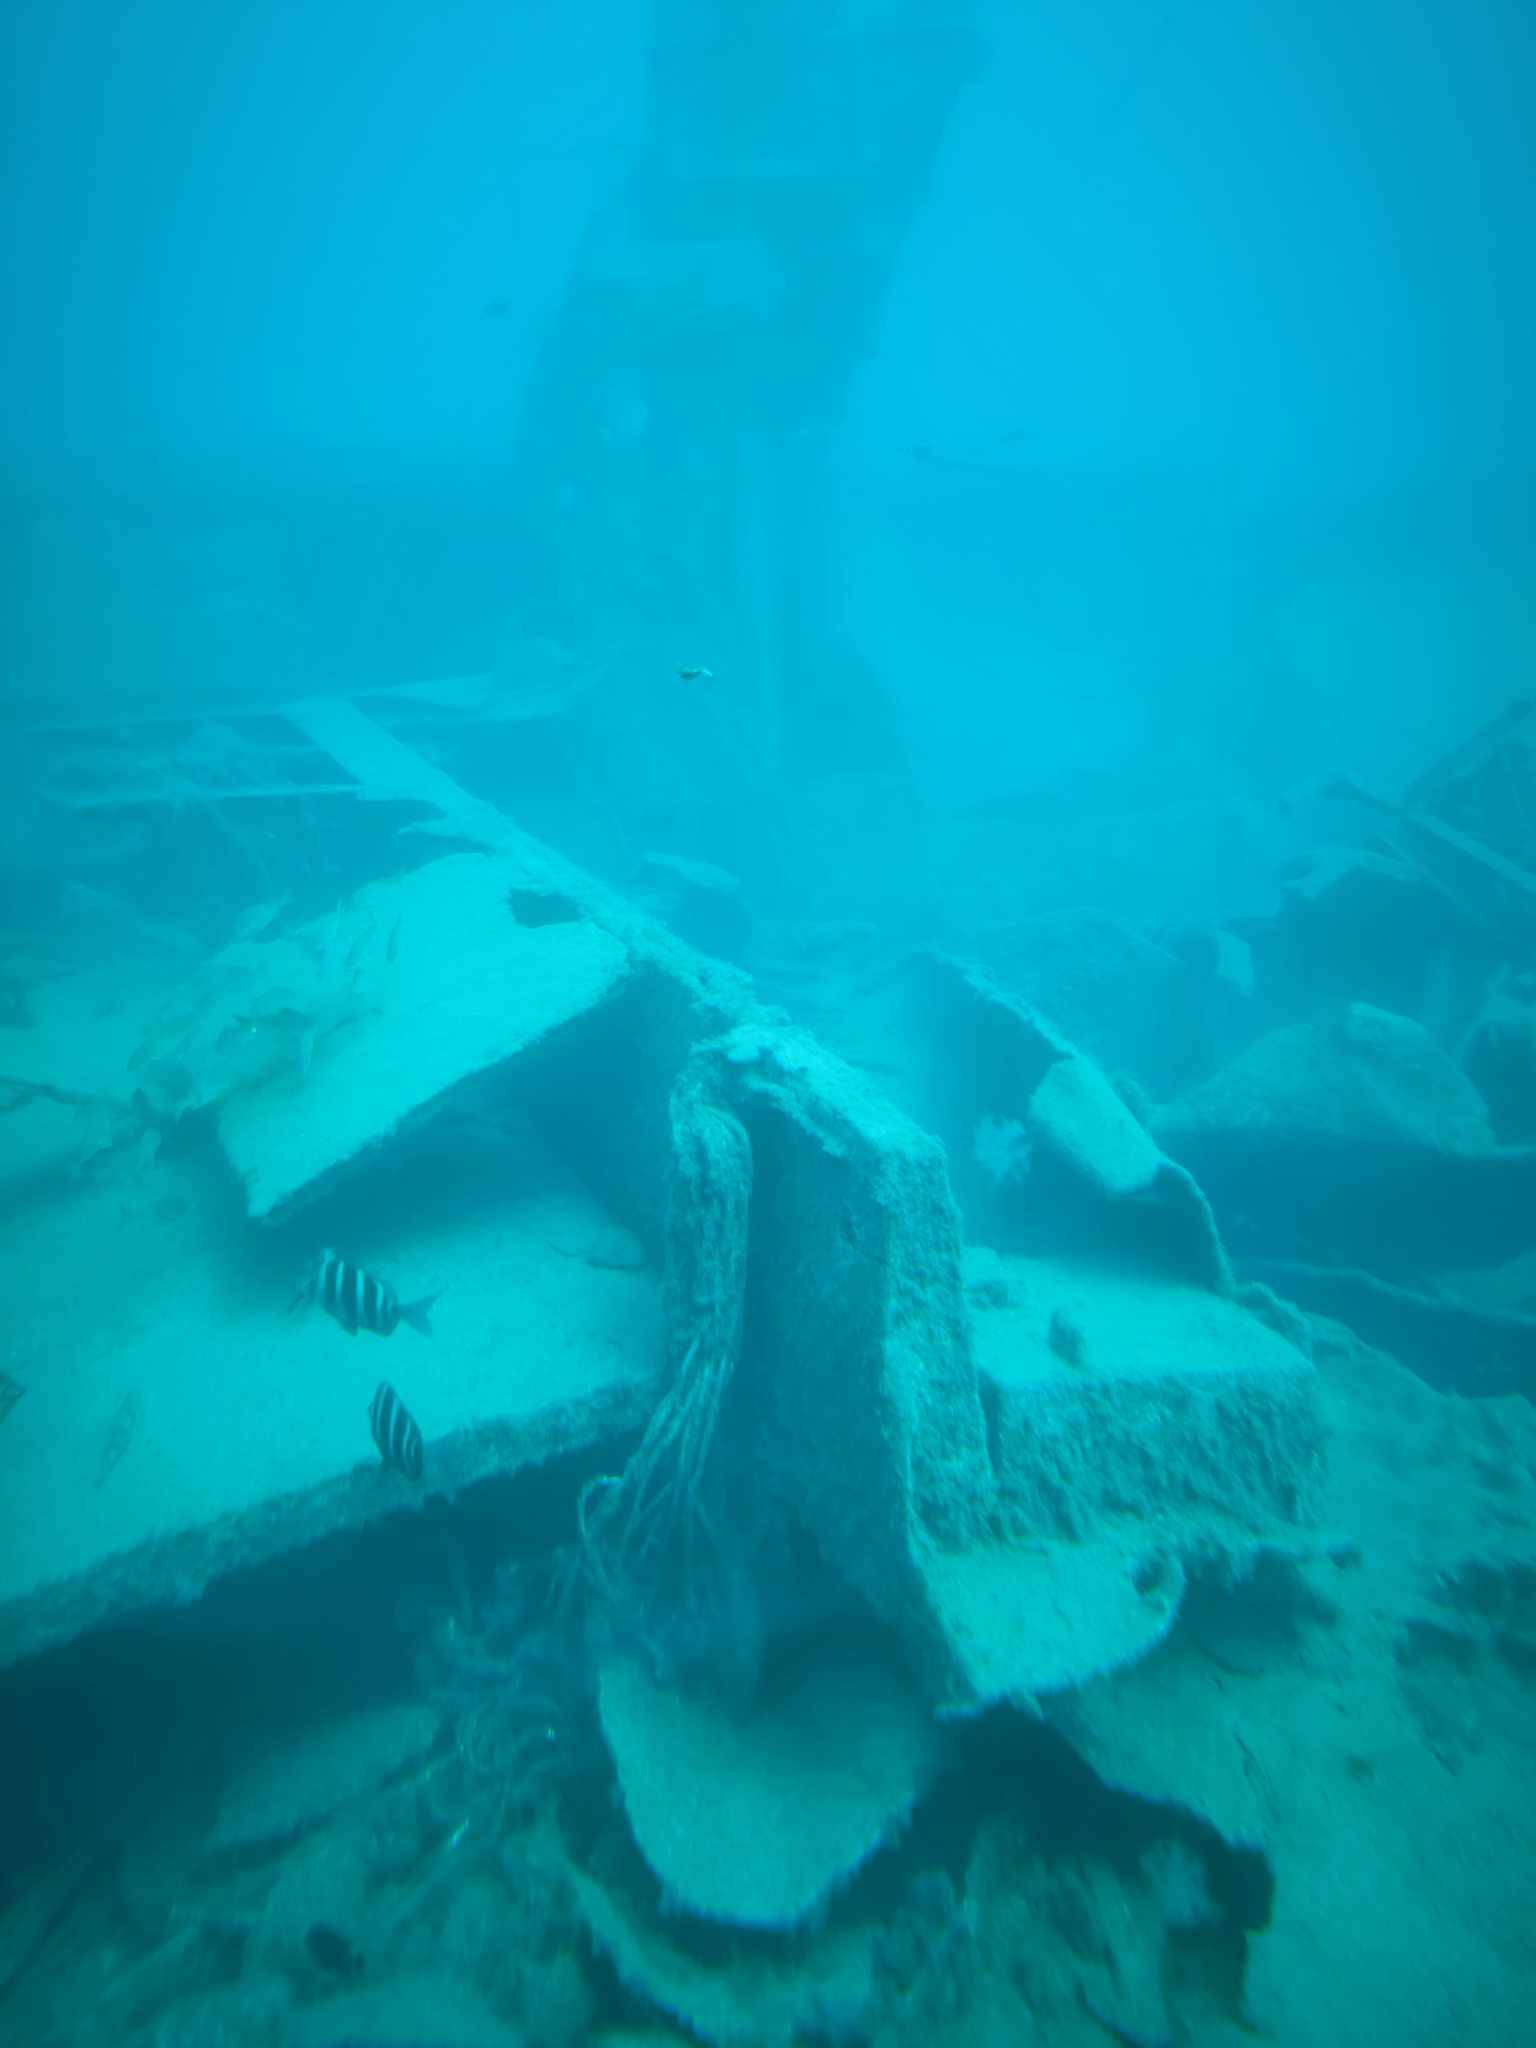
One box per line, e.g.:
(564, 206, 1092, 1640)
(1, 4, 1533, 2045)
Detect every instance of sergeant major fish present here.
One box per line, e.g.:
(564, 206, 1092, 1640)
(369, 1381, 424, 1480)
(292, 1249, 439, 1338)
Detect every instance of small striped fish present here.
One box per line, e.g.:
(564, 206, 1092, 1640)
(294, 1248, 438, 1339)
(370, 1381, 424, 1480)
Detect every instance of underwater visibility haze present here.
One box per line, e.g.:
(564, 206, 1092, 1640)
(1, 3, 1534, 2045)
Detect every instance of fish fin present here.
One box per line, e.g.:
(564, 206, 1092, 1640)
(286, 1285, 310, 1314)
(400, 1292, 440, 1338)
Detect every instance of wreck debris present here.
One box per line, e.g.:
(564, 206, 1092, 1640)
(596, 1637, 942, 1929)
(0, 691, 1351, 2048)
(206, 1704, 443, 1861)
(1155, 1003, 1536, 1272)
(1244, 1258, 1536, 1401)
(577, 1336, 732, 1649)
(579, 1071, 753, 1671)
(1400, 691, 1536, 870)
(211, 851, 631, 1221)
(126, 922, 376, 1124)
(1323, 701, 1536, 946)
(1459, 963, 1536, 1143)
(633, 849, 751, 958)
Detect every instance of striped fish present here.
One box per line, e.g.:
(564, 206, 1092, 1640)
(369, 1381, 424, 1480)
(295, 1248, 438, 1339)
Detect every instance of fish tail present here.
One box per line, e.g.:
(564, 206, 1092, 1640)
(400, 1291, 440, 1337)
